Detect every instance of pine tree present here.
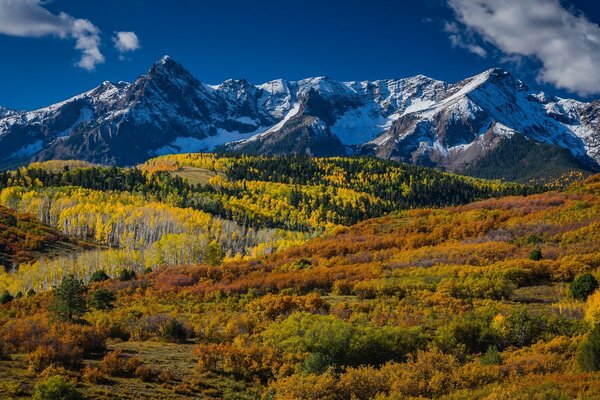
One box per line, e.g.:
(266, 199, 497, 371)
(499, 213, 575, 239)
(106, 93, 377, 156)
(571, 273, 599, 301)
(578, 324, 600, 371)
(48, 274, 87, 322)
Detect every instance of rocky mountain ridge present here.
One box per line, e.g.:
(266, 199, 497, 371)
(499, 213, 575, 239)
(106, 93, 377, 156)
(0, 56, 598, 174)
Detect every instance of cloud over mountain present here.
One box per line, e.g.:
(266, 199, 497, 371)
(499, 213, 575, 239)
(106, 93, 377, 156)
(447, 0, 600, 96)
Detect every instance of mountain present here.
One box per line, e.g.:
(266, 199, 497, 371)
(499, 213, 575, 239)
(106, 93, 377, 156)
(0, 56, 598, 177)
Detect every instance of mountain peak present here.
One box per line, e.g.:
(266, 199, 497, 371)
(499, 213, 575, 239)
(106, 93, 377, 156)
(157, 55, 174, 64)
(145, 55, 200, 88)
(483, 67, 509, 76)
(149, 55, 187, 75)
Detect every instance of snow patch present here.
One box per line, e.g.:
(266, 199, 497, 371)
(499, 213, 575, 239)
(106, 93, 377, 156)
(238, 103, 301, 144)
(152, 128, 264, 156)
(57, 107, 94, 137)
(10, 140, 43, 158)
(331, 106, 388, 145)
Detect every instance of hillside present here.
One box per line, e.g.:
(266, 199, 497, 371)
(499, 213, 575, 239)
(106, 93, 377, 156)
(0, 174, 599, 399)
(464, 134, 592, 185)
(0, 156, 535, 294)
(0, 205, 94, 271)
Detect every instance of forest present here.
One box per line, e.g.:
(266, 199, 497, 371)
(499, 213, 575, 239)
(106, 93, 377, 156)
(0, 155, 599, 399)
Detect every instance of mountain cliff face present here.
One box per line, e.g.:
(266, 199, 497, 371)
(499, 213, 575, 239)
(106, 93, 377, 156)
(0, 56, 598, 173)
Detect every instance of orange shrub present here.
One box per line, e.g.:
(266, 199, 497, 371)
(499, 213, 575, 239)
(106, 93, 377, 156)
(81, 365, 107, 384)
(27, 341, 83, 372)
(99, 349, 142, 377)
(194, 338, 296, 382)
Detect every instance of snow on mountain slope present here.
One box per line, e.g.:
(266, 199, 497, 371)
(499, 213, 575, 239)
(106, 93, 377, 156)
(0, 56, 597, 172)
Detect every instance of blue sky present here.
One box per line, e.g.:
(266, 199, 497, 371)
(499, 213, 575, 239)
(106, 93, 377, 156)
(1, 0, 599, 110)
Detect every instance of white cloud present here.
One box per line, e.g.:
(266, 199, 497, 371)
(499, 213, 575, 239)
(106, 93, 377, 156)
(447, 0, 600, 96)
(113, 31, 140, 54)
(0, 0, 103, 70)
(444, 22, 487, 57)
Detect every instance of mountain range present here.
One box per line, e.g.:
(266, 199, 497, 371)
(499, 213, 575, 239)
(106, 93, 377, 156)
(0, 55, 598, 178)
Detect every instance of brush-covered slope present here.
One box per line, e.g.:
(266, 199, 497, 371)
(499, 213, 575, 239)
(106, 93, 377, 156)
(1, 175, 599, 399)
(0, 205, 94, 270)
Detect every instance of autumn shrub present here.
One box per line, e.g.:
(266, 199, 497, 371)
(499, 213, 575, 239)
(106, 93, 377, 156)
(80, 365, 107, 384)
(1, 316, 49, 352)
(28, 342, 84, 372)
(246, 293, 329, 319)
(56, 323, 107, 353)
(99, 349, 142, 377)
(353, 281, 377, 299)
(194, 338, 294, 382)
(268, 369, 340, 400)
(158, 369, 176, 383)
(383, 348, 461, 398)
(25, 324, 102, 372)
(453, 272, 517, 300)
(32, 375, 82, 400)
(505, 306, 544, 347)
(331, 280, 353, 295)
(134, 364, 160, 382)
(551, 259, 591, 281)
(501, 336, 575, 377)
(222, 313, 260, 340)
(338, 365, 390, 400)
(38, 365, 76, 380)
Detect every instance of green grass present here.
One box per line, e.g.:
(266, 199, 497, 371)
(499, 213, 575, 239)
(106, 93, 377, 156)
(509, 284, 564, 304)
(170, 167, 223, 185)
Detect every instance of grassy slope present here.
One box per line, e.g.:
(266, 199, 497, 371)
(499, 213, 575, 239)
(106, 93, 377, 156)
(171, 166, 223, 185)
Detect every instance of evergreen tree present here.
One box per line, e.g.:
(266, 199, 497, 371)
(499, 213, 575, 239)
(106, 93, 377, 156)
(48, 274, 87, 322)
(571, 273, 599, 301)
(529, 248, 543, 261)
(0, 290, 13, 304)
(578, 324, 600, 372)
(89, 288, 116, 310)
(89, 270, 110, 282)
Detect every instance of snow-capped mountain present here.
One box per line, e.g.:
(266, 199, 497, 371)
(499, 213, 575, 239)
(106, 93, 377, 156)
(0, 56, 598, 173)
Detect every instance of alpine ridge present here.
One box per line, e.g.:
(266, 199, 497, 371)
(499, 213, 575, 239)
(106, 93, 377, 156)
(0, 56, 598, 176)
